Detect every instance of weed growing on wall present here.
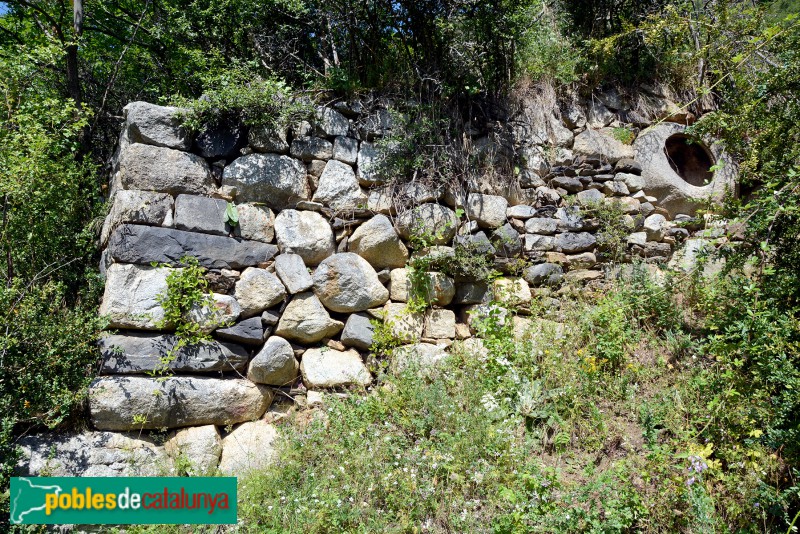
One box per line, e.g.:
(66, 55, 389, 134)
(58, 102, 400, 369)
(584, 200, 632, 263)
(153, 256, 217, 375)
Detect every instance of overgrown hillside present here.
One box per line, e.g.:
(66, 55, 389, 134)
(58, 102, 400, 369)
(2, 0, 800, 531)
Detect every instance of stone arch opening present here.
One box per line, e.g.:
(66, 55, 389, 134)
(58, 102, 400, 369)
(663, 133, 714, 187)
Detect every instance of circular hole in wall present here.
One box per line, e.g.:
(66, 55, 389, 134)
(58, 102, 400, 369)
(663, 134, 714, 187)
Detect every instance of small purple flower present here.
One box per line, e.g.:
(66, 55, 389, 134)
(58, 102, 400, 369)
(687, 455, 708, 474)
(686, 476, 695, 486)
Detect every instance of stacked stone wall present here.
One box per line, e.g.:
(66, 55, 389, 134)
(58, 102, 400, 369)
(17, 95, 734, 477)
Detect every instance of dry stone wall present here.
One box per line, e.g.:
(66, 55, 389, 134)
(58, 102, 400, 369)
(17, 95, 735, 478)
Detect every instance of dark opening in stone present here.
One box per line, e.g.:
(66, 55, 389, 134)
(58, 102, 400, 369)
(664, 134, 714, 187)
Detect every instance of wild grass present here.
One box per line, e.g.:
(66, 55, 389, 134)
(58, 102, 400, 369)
(126, 264, 795, 533)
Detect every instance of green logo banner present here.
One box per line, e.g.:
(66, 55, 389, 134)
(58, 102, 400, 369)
(10, 477, 237, 525)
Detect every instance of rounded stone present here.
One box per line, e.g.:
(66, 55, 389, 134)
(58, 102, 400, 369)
(523, 263, 563, 287)
(313, 253, 389, 313)
(247, 336, 299, 386)
(348, 214, 409, 269)
(223, 153, 310, 209)
(465, 193, 508, 228)
(274, 292, 344, 344)
(274, 209, 335, 266)
(312, 159, 366, 211)
(300, 348, 372, 388)
(234, 267, 287, 318)
(218, 420, 278, 476)
(395, 203, 459, 245)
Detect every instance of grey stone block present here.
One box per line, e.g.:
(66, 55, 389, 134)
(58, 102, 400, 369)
(106, 224, 278, 269)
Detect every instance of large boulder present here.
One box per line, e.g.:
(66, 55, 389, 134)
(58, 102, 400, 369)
(356, 142, 385, 185)
(218, 420, 278, 476)
(492, 277, 532, 308)
(165, 425, 222, 476)
(119, 143, 213, 195)
(247, 336, 299, 386)
(274, 292, 344, 343)
(100, 190, 173, 246)
(89, 376, 273, 430)
(18, 431, 170, 477)
(553, 232, 596, 254)
(223, 153, 310, 209)
(274, 209, 335, 266)
(633, 122, 736, 216)
(384, 302, 423, 342)
(290, 137, 333, 161)
(333, 136, 358, 164)
(313, 253, 389, 313)
(312, 160, 367, 211)
(423, 309, 456, 339)
(99, 263, 171, 330)
(234, 267, 287, 318)
(348, 214, 408, 269)
(395, 203, 459, 245)
(249, 124, 289, 154)
(106, 224, 278, 269)
(525, 218, 558, 235)
(99, 333, 248, 374)
(523, 263, 563, 287)
(300, 348, 372, 388)
(643, 213, 668, 241)
(123, 101, 191, 150)
(491, 223, 523, 257)
(573, 128, 634, 163)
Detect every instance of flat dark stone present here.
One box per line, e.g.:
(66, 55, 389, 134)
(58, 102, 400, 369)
(215, 317, 265, 346)
(107, 224, 278, 269)
(615, 158, 642, 175)
(194, 120, 246, 159)
(99, 333, 248, 374)
(554, 232, 597, 254)
(551, 176, 583, 193)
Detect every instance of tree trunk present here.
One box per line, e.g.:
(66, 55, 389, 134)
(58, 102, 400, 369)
(67, 0, 83, 105)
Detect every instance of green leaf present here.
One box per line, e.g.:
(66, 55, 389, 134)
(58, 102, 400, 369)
(224, 202, 239, 227)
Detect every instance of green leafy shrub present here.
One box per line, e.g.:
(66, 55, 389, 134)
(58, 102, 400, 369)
(583, 200, 630, 263)
(173, 65, 311, 131)
(367, 315, 403, 362)
(582, 291, 633, 373)
(0, 279, 106, 494)
(611, 125, 635, 145)
(0, 44, 105, 515)
(153, 256, 219, 374)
